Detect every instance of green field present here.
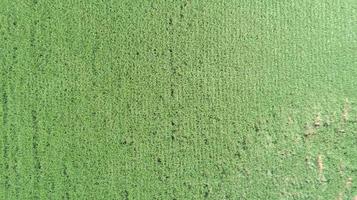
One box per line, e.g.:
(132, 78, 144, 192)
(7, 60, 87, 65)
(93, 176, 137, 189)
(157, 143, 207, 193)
(1, 0, 356, 199)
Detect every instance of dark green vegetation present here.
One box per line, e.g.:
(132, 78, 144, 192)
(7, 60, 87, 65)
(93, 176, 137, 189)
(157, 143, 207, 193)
(1, 0, 356, 199)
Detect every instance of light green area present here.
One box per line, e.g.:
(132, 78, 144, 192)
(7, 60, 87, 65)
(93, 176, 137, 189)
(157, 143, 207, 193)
(0, 0, 356, 199)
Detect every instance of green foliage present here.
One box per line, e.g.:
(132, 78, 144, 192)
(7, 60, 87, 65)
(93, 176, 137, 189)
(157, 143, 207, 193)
(0, 0, 356, 199)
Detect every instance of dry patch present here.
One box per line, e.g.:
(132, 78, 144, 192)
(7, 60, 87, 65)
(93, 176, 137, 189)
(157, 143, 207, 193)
(337, 192, 343, 200)
(304, 113, 322, 138)
(317, 154, 323, 174)
(346, 177, 352, 188)
(314, 112, 321, 127)
(317, 154, 326, 182)
(342, 98, 350, 123)
(304, 124, 315, 137)
(336, 177, 353, 199)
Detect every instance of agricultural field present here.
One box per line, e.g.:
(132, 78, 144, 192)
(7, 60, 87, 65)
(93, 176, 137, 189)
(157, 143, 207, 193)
(0, 0, 356, 199)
